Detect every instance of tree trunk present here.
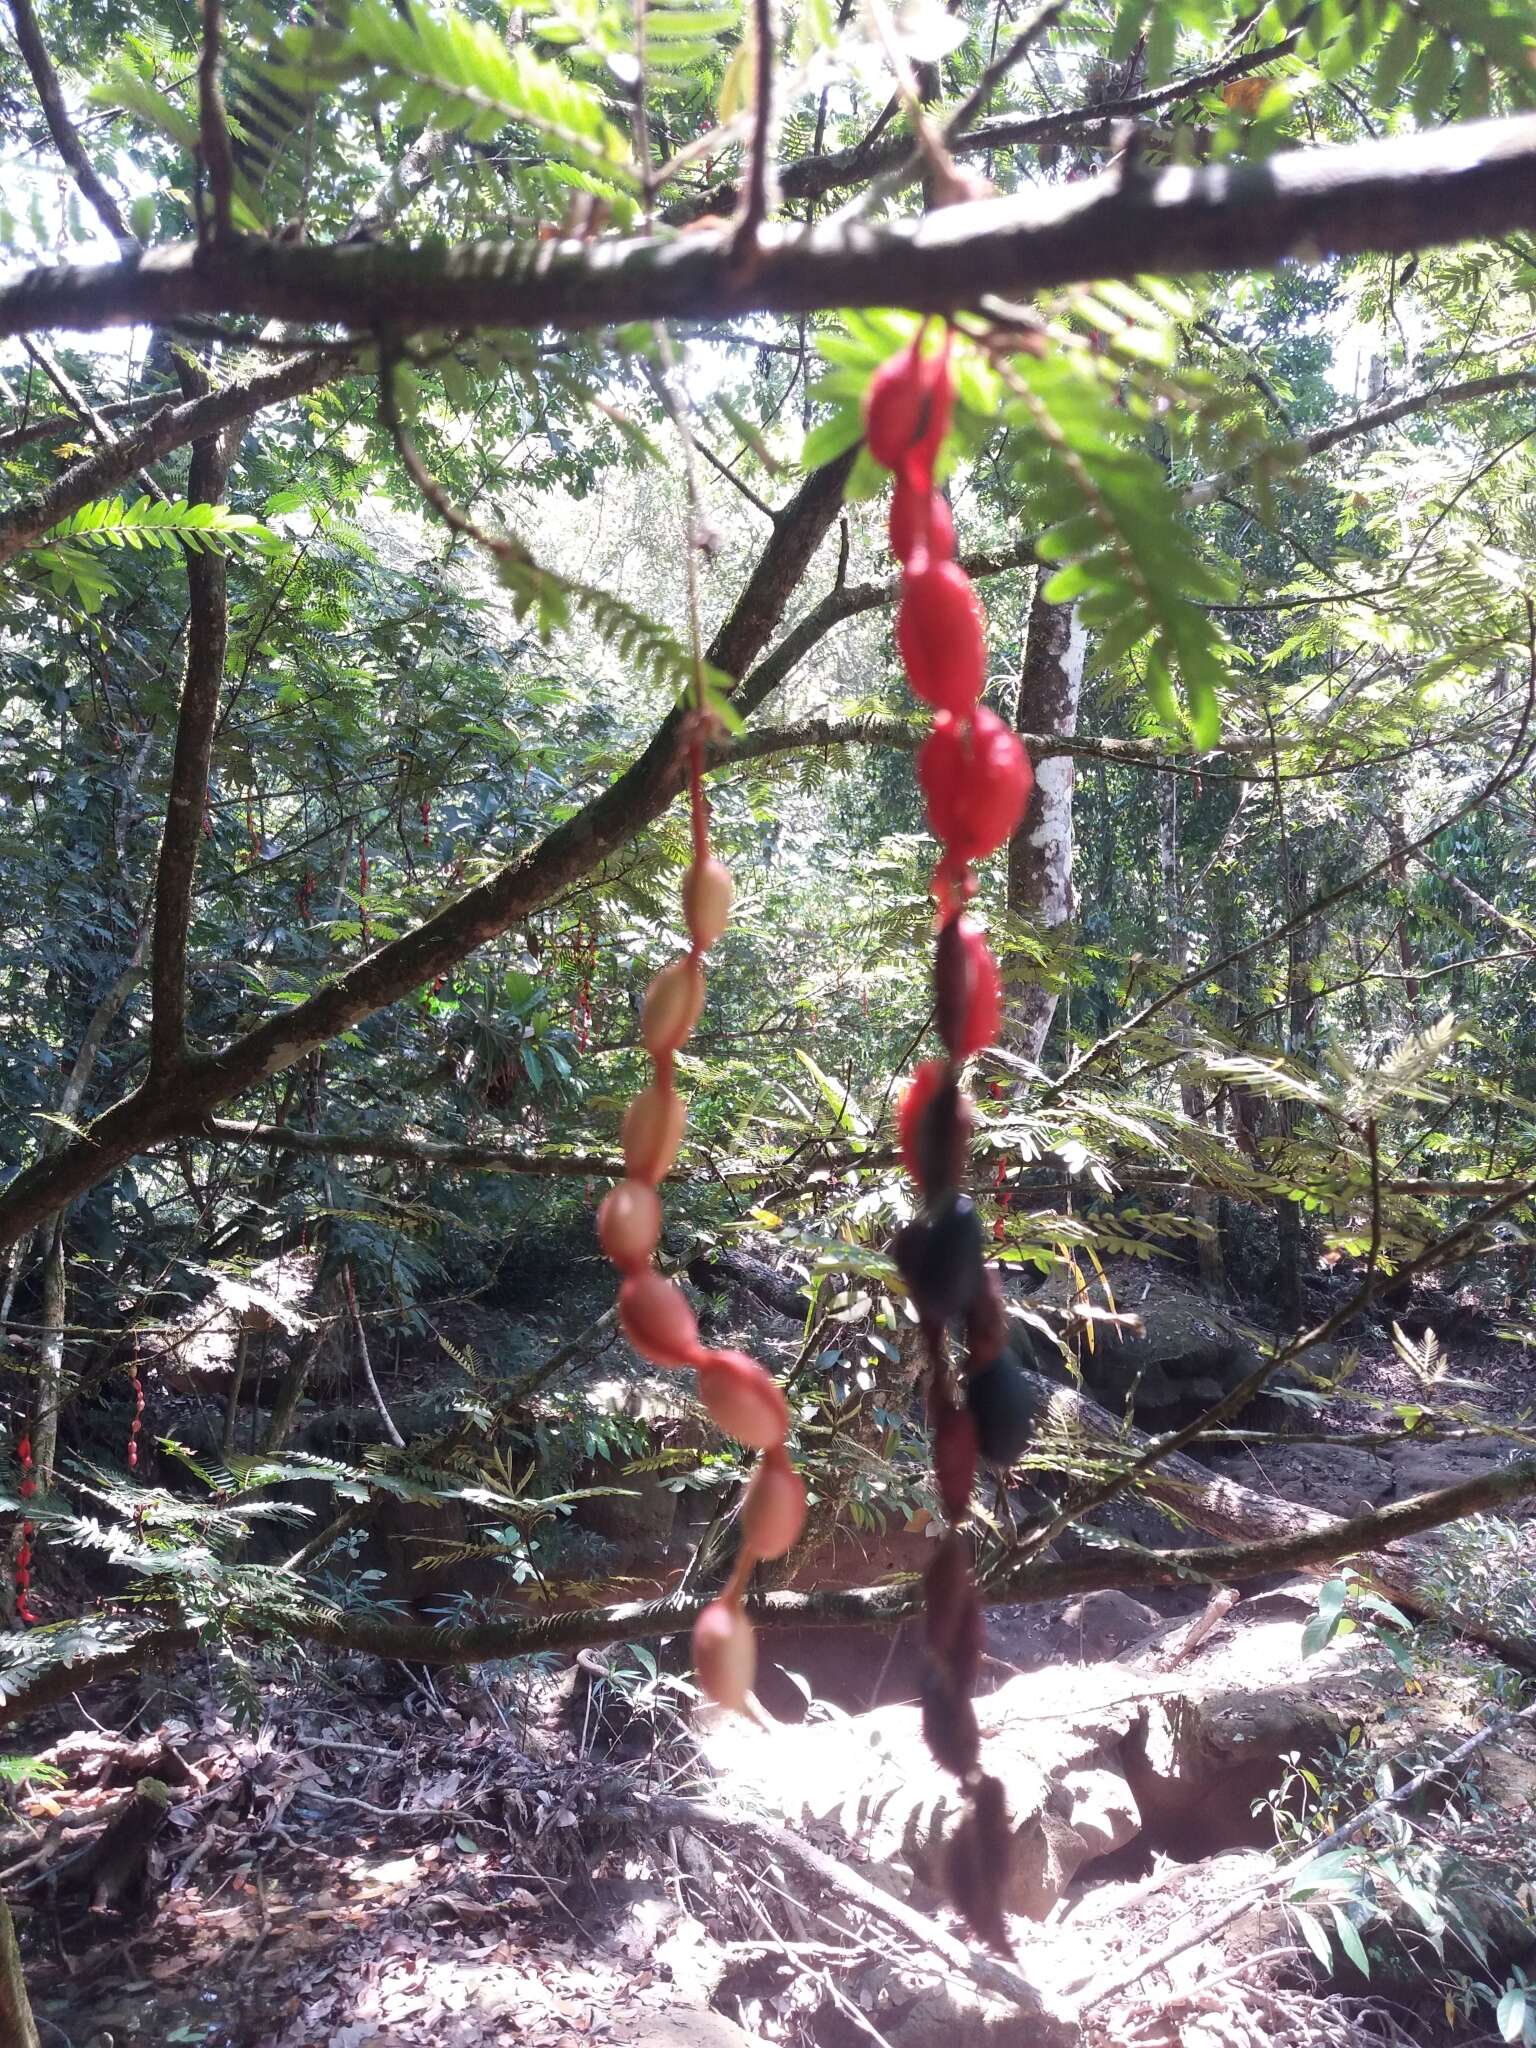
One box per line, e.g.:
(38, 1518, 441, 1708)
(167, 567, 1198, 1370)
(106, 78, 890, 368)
(1156, 778, 1223, 1288)
(1006, 574, 1085, 1063)
(0, 1890, 40, 2048)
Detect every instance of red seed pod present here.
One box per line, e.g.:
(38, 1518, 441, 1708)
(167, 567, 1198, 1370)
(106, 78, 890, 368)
(683, 857, 734, 951)
(897, 1059, 972, 1196)
(864, 340, 952, 471)
(918, 708, 1033, 862)
(742, 1446, 806, 1559)
(693, 1598, 756, 1710)
(896, 560, 987, 714)
(622, 1086, 686, 1185)
(597, 1179, 663, 1272)
(618, 1271, 703, 1368)
(935, 916, 1001, 1060)
(695, 1349, 789, 1450)
(889, 473, 955, 569)
(641, 959, 706, 1058)
(932, 1399, 979, 1521)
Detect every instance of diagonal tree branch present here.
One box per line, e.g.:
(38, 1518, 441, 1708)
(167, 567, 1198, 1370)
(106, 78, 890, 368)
(6, 0, 133, 245)
(0, 452, 856, 1251)
(4, 115, 1536, 343)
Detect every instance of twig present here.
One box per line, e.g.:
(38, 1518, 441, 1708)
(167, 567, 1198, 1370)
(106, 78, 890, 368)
(732, 0, 779, 268)
(342, 1263, 404, 1448)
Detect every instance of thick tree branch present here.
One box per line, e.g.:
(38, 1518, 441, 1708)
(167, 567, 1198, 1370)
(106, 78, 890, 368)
(0, 454, 854, 1251)
(5, 117, 1536, 342)
(148, 434, 232, 1076)
(0, 349, 346, 564)
(6, 0, 133, 245)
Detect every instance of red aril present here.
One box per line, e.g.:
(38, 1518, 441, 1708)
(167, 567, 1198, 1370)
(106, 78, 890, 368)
(918, 708, 1033, 862)
(622, 1085, 685, 1184)
(897, 561, 987, 713)
(597, 1179, 663, 1271)
(618, 1270, 703, 1367)
(898, 1057, 972, 1193)
(932, 1400, 978, 1521)
(693, 1599, 755, 1710)
(935, 916, 1001, 1059)
(742, 1446, 806, 1559)
(696, 1348, 789, 1449)
(865, 338, 952, 473)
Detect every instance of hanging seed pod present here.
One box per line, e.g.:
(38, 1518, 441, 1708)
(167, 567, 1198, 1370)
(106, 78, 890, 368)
(742, 1445, 806, 1559)
(642, 959, 706, 1057)
(932, 1399, 979, 1520)
(864, 340, 952, 471)
(922, 1666, 982, 1778)
(693, 1598, 756, 1710)
(897, 560, 987, 714)
(898, 1059, 971, 1196)
(918, 709, 1033, 862)
(618, 1270, 703, 1368)
(935, 916, 1001, 1060)
(894, 1196, 986, 1325)
(966, 1349, 1042, 1469)
(597, 1179, 663, 1271)
(890, 474, 955, 568)
(622, 1085, 686, 1185)
(696, 1348, 790, 1450)
(683, 857, 734, 950)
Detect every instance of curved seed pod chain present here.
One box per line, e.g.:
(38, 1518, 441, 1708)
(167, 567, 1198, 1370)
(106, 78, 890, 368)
(596, 348, 806, 1718)
(13, 1427, 37, 1626)
(866, 325, 1041, 1950)
(127, 1333, 145, 1472)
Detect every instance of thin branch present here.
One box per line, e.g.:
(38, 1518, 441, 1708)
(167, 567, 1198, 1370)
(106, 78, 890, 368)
(732, 0, 778, 267)
(7, 115, 1536, 341)
(6, 0, 134, 244)
(196, 0, 237, 245)
(19, 339, 168, 500)
(204, 1118, 624, 1177)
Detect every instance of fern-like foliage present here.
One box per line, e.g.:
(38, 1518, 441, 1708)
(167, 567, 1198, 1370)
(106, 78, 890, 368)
(281, 0, 637, 185)
(44, 497, 277, 554)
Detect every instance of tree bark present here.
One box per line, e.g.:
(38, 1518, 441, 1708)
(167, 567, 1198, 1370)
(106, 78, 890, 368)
(1006, 574, 1085, 1063)
(0, 1888, 40, 2048)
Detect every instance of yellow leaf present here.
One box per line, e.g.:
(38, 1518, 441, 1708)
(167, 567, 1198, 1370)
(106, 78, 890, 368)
(717, 37, 751, 121)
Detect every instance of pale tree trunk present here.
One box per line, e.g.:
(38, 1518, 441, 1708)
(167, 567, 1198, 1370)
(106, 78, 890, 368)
(1156, 779, 1223, 1289)
(1006, 576, 1086, 1064)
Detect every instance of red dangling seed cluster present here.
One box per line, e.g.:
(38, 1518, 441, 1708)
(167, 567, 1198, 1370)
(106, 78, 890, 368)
(14, 1431, 36, 1627)
(864, 325, 1045, 1951)
(127, 1338, 145, 1473)
(597, 733, 805, 1714)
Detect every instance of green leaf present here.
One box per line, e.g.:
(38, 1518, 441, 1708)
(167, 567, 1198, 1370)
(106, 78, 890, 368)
(1293, 1907, 1333, 1970)
(1498, 1987, 1528, 2045)
(1331, 1908, 1370, 1976)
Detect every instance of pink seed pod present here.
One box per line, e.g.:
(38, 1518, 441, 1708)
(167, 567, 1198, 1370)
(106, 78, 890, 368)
(935, 915, 1001, 1060)
(896, 559, 988, 714)
(890, 473, 955, 569)
(683, 857, 734, 950)
(642, 959, 705, 1058)
(693, 1598, 756, 1710)
(696, 1348, 790, 1449)
(618, 1271, 703, 1368)
(622, 1085, 686, 1184)
(742, 1447, 806, 1559)
(597, 1179, 663, 1271)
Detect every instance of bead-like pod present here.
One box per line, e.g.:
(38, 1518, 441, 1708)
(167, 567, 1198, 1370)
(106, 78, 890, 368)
(897, 560, 987, 714)
(935, 916, 1001, 1060)
(622, 1085, 686, 1184)
(932, 1399, 979, 1521)
(693, 1598, 756, 1710)
(683, 857, 734, 950)
(890, 473, 955, 569)
(898, 1059, 971, 1196)
(642, 959, 706, 1058)
(918, 708, 1033, 863)
(864, 342, 953, 472)
(965, 1350, 1042, 1469)
(696, 1348, 790, 1450)
(742, 1445, 806, 1559)
(597, 1179, 663, 1271)
(894, 1196, 986, 1325)
(618, 1270, 703, 1368)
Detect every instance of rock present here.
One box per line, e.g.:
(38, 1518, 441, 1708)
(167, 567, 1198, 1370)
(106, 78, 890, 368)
(1385, 1436, 1516, 1499)
(1052, 1591, 1163, 1663)
(629, 2015, 757, 2048)
(1203, 1442, 1394, 1520)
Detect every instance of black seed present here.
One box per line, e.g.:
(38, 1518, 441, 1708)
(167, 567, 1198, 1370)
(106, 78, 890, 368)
(965, 1350, 1042, 1467)
(894, 1197, 985, 1324)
